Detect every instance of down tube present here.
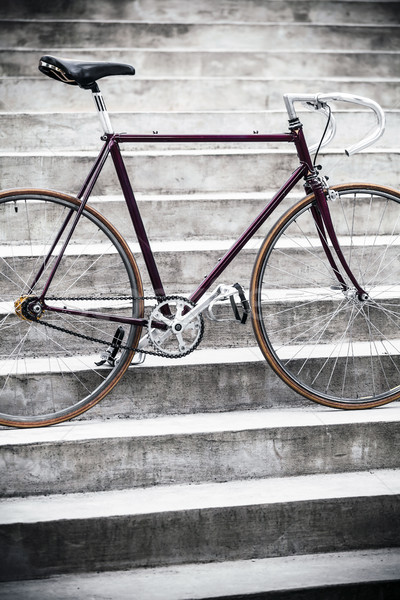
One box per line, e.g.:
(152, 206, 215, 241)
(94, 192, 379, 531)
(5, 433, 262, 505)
(190, 163, 308, 304)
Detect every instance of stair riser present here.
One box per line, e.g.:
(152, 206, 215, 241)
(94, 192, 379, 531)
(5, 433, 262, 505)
(0, 246, 257, 293)
(2, 190, 398, 242)
(2, 78, 398, 111)
(2, 356, 398, 423)
(2, 194, 398, 242)
(2, 112, 398, 152)
(1, 307, 254, 351)
(0, 359, 305, 425)
(0, 495, 398, 580)
(2, 152, 399, 195)
(2, 49, 398, 79)
(3, 244, 399, 295)
(3, 191, 398, 241)
(2, 22, 399, 51)
(2, 421, 398, 497)
(70, 196, 291, 242)
(8, 292, 399, 353)
(3, 0, 400, 24)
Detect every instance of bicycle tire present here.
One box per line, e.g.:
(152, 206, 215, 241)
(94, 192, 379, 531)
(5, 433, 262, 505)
(251, 183, 400, 409)
(0, 189, 144, 427)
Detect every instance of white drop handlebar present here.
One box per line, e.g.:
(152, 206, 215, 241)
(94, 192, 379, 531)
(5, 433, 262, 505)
(283, 92, 385, 156)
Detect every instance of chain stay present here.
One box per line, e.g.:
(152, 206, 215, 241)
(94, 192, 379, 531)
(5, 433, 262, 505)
(35, 295, 204, 359)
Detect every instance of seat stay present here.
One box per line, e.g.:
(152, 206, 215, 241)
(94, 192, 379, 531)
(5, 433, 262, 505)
(38, 140, 112, 300)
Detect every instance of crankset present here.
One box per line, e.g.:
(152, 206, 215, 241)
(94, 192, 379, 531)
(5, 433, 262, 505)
(148, 297, 204, 357)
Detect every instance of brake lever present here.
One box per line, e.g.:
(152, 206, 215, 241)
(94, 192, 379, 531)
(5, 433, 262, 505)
(301, 100, 337, 155)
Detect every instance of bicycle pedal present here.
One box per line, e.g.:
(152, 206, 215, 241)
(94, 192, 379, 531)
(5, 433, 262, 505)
(95, 326, 125, 367)
(229, 283, 251, 324)
(207, 283, 250, 324)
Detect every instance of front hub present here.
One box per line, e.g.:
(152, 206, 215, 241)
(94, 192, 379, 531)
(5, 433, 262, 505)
(344, 288, 369, 305)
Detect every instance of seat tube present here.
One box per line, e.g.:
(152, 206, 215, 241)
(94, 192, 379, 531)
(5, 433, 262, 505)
(110, 141, 167, 298)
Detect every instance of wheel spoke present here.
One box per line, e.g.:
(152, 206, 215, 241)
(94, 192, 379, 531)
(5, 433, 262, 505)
(0, 192, 143, 426)
(252, 185, 400, 408)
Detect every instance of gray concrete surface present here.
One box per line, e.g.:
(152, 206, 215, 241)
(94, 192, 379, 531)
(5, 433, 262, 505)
(1, 407, 400, 497)
(0, 470, 399, 579)
(1, 0, 399, 595)
(2, 0, 400, 24)
(0, 549, 399, 599)
(2, 21, 400, 51)
(2, 77, 399, 112)
(1, 150, 400, 194)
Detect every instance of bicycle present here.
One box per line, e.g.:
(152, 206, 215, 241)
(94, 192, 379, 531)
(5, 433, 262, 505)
(1, 54, 399, 428)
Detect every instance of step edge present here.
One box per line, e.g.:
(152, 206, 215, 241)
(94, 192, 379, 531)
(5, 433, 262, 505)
(0, 469, 398, 524)
(1, 405, 399, 447)
(1, 548, 399, 599)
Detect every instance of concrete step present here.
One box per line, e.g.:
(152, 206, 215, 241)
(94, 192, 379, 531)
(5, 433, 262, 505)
(1, 3, 398, 596)
(2, 21, 399, 51)
(1, 149, 399, 195)
(2, 186, 399, 242)
(1, 346, 399, 422)
(76, 188, 400, 242)
(2, 76, 398, 112)
(3, 234, 400, 293)
(0, 549, 399, 599)
(2, 0, 400, 25)
(5, 286, 399, 375)
(3, 286, 400, 357)
(0, 469, 399, 579)
(0, 297, 256, 351)
(0, 346, 296, 424)
(2, 407, 400, 497)
(0, 237, 262, 293)
(2, 110, 399, 152)
(0, 190, 284, 241)
(2, 48, 399, 79)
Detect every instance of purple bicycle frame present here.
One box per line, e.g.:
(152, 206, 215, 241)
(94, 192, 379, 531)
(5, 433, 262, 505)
(42, 126, 363, 326)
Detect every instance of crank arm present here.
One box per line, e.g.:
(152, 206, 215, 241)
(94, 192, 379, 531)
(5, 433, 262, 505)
(178, 284, 241, 328)
(137, 284, 239, 350)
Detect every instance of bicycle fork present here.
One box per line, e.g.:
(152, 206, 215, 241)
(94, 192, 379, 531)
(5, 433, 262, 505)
(308, 175, 368, 300)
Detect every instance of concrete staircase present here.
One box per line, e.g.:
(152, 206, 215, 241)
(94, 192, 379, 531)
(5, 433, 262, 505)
(1, 1, 400, 598)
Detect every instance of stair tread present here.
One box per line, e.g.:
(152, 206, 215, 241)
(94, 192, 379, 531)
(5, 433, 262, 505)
(1, 548, 399, 600)
(3, 0, 400, 25)
(1, 469, 399, 524)
(2, 406, 400, 446)
(4, 341, 400, 375)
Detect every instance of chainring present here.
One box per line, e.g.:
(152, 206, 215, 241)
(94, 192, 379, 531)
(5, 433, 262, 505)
(148, 296, 204, 357)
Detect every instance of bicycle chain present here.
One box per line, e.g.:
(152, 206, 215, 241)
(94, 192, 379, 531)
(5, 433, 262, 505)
(34, 295, 204, 359)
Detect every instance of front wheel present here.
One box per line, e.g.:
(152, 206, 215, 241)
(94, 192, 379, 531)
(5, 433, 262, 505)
(0, 189, 144, 427)
(251, 183, 400, 409)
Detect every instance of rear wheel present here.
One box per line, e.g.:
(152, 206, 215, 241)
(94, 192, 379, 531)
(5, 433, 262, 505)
(0, 189, 144, 427)
(251, 183, 400, 409)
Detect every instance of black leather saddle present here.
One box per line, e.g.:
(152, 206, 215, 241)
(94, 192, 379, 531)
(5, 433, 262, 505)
(38, 55, 135, 90)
